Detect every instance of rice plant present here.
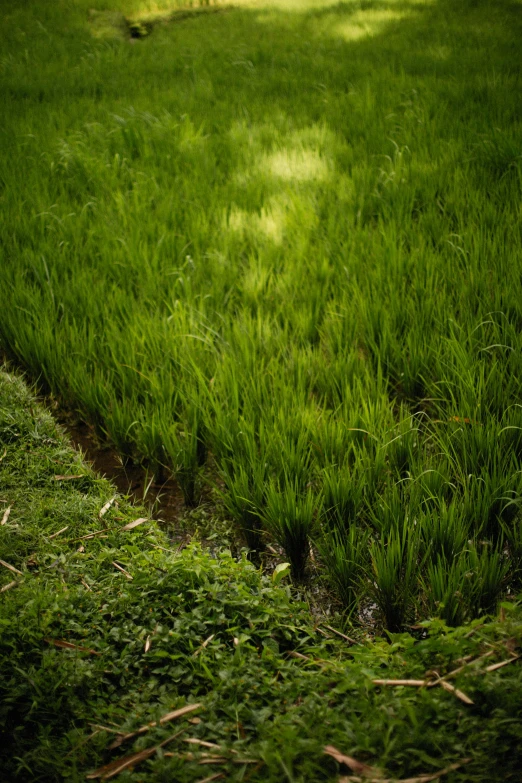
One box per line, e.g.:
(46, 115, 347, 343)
(460, 470, 522, 542)
(501, 516, 522, 588)
(408, 461, 455, 509)
(426, 544, 508, 625)
(418, 499, 471, 562)
(318, 523, 369, 615)
(263, 481, 320, 580)
(381, 416, 420, 479)
(321, 463, 365, 530)
(369, 524, 420, 632)
(162, 404, 206, 506)
(425, 554, 473, 627)
(219, 462, 266, 553)
(467, 544, 509, 617)
(368, 484, 410, 536)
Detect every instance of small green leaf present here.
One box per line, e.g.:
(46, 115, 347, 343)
(272, 562, 291, 585)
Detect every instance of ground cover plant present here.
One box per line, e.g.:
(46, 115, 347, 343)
(1, 369, 522, 782)
(1, 0, 522, 624)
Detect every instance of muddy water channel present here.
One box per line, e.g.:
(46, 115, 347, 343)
(55, 409, 186, 526)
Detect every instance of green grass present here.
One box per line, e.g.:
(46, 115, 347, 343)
(1, 0, 522, 625)
(2, 369, 522, 782)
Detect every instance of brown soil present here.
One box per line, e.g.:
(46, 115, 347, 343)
(53, 408, 187, 526)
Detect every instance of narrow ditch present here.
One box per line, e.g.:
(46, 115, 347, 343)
(54, 408, 187, 525)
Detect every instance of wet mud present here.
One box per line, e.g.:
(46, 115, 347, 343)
(54, 410, 187, 526)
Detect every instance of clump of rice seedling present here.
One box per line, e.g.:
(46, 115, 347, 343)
(419, 499, 471, 561)
(264, 408, 315, 492)
(442, 413, 507, 479)
(474, 127, 522, 181)
(163, 404, 206, 506)
(264, 480, 320, 580)
(501, 516, 522, 588)
(369, 524, 420, 632)
(408, 461, 455, 508)
(499, 413, 522, 462)
(318, 523, 369, 614)
(322, 463, 365, 529)
(467, 543, 509, 616)
(460, 469, 521, 541)
(430, 414, 522, 540)
(368, 484, 408, 535)
(103, 399, 138, 462)
(425, 554, 473, 627)
(312, 416, 354, 468)
(381, 416, 420, 479)
(426, 544, 508, 625)
(135, 408, 168, 482)
(220, 462, 266, 553)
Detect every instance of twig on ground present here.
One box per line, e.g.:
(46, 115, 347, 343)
(44, 638, 101, 655)
(485, 655, 520, 672)
(99, 495, 117, 520)
(69, 529, 112, 543)
(433, 678, 474, 705)
(0, 580, 19, 593)
(48, 526, 69, 539)
(109, 703, 202, 749)
(324, 744, 382, 777)
(1, 505, 11, 525)
(87, 731, 181, 779)
(330, 747, 471, 783)
(372, 679, 427, 687)
(112, 561, 133, 580)
(322, 624, 360, 646)
(192, 634, 215, 657)
(0, 559, 23, 575)
(121, 517, 148, 531)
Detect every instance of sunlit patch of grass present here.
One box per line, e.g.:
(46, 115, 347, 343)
(226, 123, 335, 244)
(227, 194, 290, 243)
(87, 10, 129, 40)
(230, 124, 338, 216)
(331, 8, 414, 42)
(261, 147, 329, 182)
(118, 0, 229, 23)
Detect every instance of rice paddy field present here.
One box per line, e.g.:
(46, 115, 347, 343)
(2, 0, 522, 631)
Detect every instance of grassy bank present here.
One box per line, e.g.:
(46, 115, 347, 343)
(1, 0, 522, 619)
(1, 368, 522, 782)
